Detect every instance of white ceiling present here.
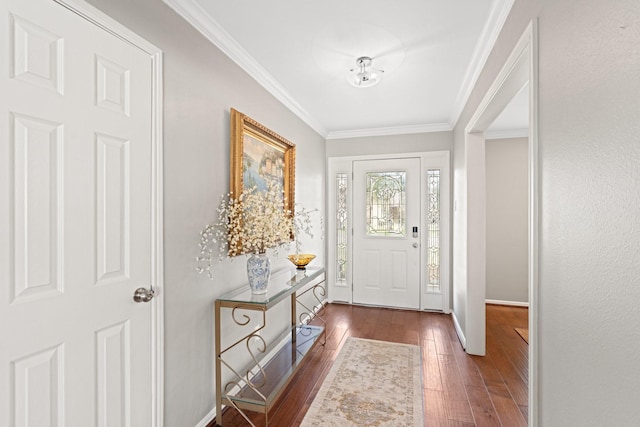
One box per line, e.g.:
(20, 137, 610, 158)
(164, 0, 518, 139)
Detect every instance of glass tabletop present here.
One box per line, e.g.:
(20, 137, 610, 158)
(216, 266, 324, 308)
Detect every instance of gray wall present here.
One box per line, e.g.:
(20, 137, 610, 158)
(85, 1, 326, 426)
(454, 0, 640, 424)
(485, 137, 528, 303)
(326, 131, 452, 157)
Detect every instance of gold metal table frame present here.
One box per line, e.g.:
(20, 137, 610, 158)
(214, 267, 326, 426)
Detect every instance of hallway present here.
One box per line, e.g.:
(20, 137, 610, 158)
(214, 303, 528, 426)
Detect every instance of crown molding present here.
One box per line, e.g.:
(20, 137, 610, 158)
(448, 0, 515, 129)
(484, 128, 529, 140)
(325, 122, 452, 140)
(162, 0, 327, 137)
(164, 0, 514, 140)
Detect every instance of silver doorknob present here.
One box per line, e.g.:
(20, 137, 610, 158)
(133, 287, 155, 303)
(412, 242, 419, 248)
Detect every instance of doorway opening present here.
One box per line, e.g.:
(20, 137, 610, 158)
(460, 20, 538, 426)
(327, 151, 450, 312)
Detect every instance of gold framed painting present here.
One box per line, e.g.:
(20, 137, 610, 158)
(230, 108, 296, 214)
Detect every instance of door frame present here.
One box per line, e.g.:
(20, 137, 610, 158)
(53, 1, 165, 425)
(327, 151, 450, 313)
(352, 157, 422, 310)
(459, 20, 538, 426)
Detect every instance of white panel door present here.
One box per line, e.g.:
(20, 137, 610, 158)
(353, 158, 421, 309)
(0, 1, 154, 426)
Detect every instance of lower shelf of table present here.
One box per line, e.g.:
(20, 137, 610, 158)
(220, 324, 325, 412)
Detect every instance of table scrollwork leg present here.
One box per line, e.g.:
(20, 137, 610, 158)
(222, 380, 263, 427)
(218, 308, 269, 425)
(231, 307, 252, 326)
(296, 283, 327, 345)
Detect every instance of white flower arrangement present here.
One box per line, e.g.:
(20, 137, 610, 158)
(196, 183, 322, 279)
(292, 205, 323, 254)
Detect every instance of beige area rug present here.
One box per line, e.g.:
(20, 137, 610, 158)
(515, 327, 529, 344)
(300, 337, 423, 426)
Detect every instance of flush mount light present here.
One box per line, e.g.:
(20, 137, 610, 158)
(348, 56, 384, 88)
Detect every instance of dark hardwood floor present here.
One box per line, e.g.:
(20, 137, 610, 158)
(212, 303, 529, 426)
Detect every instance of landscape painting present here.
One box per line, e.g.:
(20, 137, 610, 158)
(229, 108, 296, 214)
(242, 133, 285, 192)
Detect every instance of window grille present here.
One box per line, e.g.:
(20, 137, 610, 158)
(336, 173, 348, 284)
(427, 169, 441, 292)
(365, 171, 406, 237)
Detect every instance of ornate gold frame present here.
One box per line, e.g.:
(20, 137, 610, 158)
(230, 108, 296, 217)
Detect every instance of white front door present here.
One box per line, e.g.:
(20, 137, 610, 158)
(352, 158, 421, 309)
(0, 0, 156, 425)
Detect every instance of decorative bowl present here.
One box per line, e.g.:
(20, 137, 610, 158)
(287, 253, 316, 270)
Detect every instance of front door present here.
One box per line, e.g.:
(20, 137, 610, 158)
(352, 158, 421, 309)
(0, 0, 155, 425)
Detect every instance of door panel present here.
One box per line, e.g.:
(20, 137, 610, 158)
(1, 1, 154, 425)
(390, 250, 408, 290)
(353, 158, 421, 309)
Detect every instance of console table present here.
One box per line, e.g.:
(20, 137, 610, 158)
(214, 266, 326, 426)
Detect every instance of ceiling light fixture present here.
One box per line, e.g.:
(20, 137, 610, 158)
(348, 56, 384, 88)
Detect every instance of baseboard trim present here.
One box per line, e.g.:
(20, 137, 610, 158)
(486, 299, 529, 307)
(451, 311, 466, 349)
(195, 408, 216, 427)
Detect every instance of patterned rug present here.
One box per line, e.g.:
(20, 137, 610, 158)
(300, 337, 424, 426)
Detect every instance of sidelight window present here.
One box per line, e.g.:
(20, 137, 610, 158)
(427, 169, 441, 292)
(335, 173, 348, 284)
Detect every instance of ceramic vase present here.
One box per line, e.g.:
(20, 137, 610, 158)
(247, 252, 271, 294)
